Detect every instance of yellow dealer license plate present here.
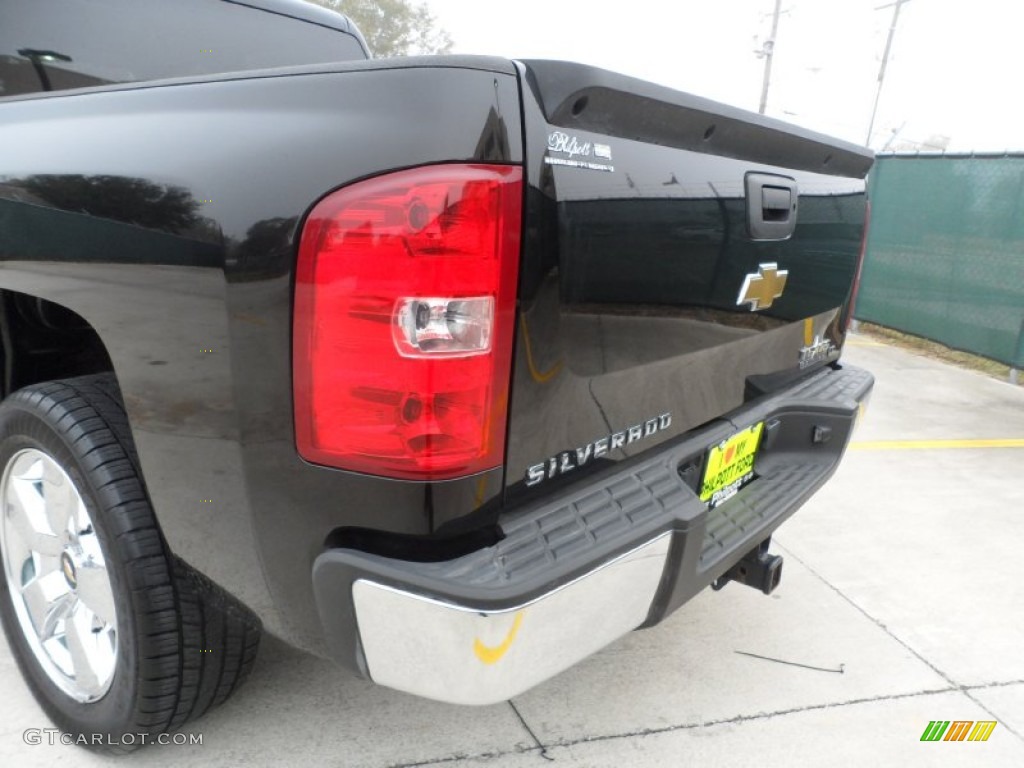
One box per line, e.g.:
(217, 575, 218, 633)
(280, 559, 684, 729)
(700, 422, 764, 508)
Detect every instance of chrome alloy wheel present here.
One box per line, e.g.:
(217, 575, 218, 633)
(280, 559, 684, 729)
(0, 448, 118, 702)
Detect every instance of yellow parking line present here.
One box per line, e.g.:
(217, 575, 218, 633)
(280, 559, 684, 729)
(849, 438, 1024, 451)
(845, 340, 888, 347)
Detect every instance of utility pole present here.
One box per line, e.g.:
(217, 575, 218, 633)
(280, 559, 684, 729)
(866, 0, 911, 146)
(880, 120, 907, 152)
(758, 0, 783, 114)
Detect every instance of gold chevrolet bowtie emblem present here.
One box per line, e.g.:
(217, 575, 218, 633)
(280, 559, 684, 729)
(737, 263, 788, 311)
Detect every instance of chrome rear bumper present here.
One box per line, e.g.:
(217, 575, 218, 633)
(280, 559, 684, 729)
(351, 534, 670, 705)
(313, 364, 874, 705)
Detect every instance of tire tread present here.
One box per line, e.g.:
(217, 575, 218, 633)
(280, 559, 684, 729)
(0, 374, 260, 752)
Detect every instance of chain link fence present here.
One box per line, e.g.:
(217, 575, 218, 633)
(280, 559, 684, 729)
(855, 153, 1024, 374)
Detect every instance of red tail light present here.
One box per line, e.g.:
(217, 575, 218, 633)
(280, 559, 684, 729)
(293, 164, 522, 480)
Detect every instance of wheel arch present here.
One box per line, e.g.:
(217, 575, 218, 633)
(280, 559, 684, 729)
(0, 288, 116, 398)
(0, 283, 282, 642)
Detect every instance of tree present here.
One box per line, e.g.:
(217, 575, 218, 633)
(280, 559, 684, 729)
(306, 0, 453, 57)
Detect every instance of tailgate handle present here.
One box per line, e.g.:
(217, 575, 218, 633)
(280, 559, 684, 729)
(746, 173, 798, 241)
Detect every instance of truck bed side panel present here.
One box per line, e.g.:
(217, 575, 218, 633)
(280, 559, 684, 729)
(0, 63, 521, 652)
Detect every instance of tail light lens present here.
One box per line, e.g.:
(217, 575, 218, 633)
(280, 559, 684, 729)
(293, 164, 522, 480)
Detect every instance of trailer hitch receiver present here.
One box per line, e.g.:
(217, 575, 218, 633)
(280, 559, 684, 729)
(711, 539, 783, 595)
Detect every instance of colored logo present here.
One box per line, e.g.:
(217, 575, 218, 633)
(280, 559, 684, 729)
(736, 262, 788, 311)
(920, 720, 997, 742)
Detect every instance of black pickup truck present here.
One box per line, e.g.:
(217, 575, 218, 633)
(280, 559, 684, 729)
(0, 0, 873, 750)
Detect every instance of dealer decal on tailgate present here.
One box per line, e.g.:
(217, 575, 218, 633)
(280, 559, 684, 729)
(700, 423, 765, 508)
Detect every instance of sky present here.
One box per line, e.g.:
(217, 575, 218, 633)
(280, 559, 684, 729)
(424, 0, 1024, 152)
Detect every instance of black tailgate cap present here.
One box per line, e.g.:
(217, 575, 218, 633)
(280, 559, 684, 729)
(518, 59, 874, 179)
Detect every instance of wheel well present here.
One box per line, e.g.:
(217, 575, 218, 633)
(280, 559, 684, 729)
(0, 289, 114, 397)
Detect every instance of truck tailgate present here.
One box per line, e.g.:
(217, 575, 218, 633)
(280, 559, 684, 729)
(505, 60, 873, 498)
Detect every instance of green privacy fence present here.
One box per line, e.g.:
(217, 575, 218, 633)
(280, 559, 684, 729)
(855, 153, 1024, 370)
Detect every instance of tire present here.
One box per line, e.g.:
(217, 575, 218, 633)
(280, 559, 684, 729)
(0, 374, 260, 752)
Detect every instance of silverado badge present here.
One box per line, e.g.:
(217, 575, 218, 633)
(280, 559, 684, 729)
(737, 263, 788, 311)
(525, 413, 672, 487)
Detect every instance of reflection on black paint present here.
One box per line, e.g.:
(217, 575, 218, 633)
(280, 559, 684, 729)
(18, 175, 201, 233)
(227, 217, 298, 282)
(473, 106, 512, 163)
(0, 175, 221, 268)
(558, 192, 864, 324)
(0, 52, 107, 97)
(15, 48, 73, 92)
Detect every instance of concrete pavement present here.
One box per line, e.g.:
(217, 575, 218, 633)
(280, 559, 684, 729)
(1, 334, 1022, 766)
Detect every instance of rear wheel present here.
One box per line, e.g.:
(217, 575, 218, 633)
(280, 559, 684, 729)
(0, 375, 260, 751)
